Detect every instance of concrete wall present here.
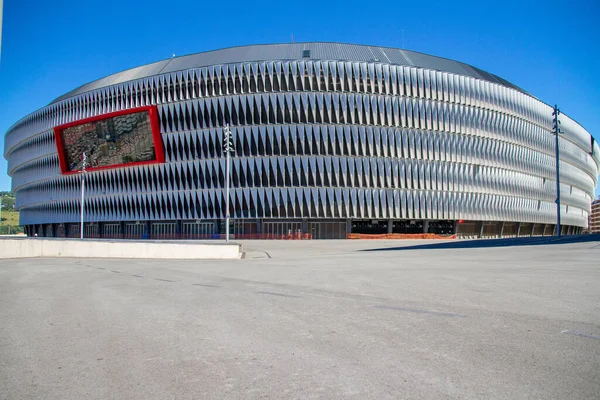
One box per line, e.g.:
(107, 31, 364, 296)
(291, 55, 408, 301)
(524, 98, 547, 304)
(0, 238, 242, 260)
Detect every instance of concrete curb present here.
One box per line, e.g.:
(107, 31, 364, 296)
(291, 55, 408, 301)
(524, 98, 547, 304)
(0, 238, 242, 260)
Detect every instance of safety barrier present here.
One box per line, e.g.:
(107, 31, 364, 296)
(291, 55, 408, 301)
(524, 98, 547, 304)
(39, 232, 460, 240)
(73, 233, 316, 240)
(243, 233, 313, 240)
(346, 233, 457, 240)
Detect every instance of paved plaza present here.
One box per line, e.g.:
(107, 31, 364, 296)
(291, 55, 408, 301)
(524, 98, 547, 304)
(1, 237, 599, 399)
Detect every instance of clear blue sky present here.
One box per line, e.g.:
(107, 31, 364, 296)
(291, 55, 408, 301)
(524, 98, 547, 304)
(1, 0, 599, 197)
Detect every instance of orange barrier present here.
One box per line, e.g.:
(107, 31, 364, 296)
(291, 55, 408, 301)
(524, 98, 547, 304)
(346, 233, 457, 240)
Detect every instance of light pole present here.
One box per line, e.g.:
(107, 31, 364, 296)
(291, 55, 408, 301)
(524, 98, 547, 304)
(552, 105, 562, 237)
(223, 125, 234, 242)
(80, 152, 87, 239)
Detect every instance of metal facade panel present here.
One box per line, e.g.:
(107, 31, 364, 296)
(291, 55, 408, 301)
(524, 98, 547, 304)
(5, 44, 599, 230)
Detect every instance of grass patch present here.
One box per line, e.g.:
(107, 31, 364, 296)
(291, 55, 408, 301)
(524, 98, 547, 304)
(0, 211, 22, 234)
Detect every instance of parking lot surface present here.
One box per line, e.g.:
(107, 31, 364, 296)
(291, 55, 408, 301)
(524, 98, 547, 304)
(1, 237, 599, 399)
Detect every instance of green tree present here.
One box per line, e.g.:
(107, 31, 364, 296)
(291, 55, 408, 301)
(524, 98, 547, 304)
(1, 196, 15, 210)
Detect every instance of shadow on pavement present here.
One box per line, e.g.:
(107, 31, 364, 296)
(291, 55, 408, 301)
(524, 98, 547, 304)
(361, 234, 600, 252)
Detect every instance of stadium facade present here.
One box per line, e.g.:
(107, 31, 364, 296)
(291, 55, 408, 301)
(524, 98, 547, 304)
(4, 43, 600, 239)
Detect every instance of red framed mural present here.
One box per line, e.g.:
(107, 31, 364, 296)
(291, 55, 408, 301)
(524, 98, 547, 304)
(54, 105, 165, 174)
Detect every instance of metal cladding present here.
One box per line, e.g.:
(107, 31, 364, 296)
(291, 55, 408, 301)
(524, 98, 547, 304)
(4, 43, 600, 232)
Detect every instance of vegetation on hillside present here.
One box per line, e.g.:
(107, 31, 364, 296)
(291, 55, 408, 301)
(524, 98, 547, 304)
(0, 192, 23, 234)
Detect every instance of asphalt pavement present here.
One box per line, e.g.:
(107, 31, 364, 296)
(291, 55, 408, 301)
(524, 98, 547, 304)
(1, 237, 599, 399)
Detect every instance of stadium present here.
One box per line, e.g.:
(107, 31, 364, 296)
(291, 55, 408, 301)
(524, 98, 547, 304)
(4, 42, 600, 239)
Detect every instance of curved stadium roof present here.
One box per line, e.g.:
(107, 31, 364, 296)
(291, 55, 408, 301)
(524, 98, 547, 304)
(52, 42, 528, 103)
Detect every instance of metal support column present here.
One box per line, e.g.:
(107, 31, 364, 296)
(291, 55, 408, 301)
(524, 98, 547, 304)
(214, 220, 220, 238)
(145, 221, 151, 239)
(175, 220, 182, 239)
